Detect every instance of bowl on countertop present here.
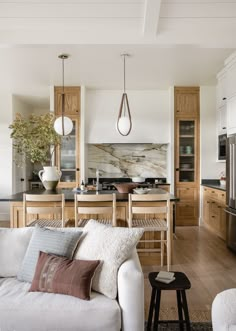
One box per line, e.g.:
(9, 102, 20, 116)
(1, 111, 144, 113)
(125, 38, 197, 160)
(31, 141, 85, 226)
(132, 177, 145, 183)
(113, 182, 138, 193)
(133, 188, 151, 194)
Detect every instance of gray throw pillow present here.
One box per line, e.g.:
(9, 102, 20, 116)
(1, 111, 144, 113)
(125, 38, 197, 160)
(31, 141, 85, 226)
(17, 226, 82, 283)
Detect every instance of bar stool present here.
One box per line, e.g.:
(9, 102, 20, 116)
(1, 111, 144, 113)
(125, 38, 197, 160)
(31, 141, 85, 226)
(128, 193, 171, 270)
(147, 271, 191, 331)
(23, 193, 66, 227)
(74, 193, 116, 227)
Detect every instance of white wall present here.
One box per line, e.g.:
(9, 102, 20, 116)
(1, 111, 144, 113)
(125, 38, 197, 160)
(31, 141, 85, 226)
(200, 86, 225, 179)
(85, 89, 170, 143)
(0, 92, 13, 221)
(12, 96, 34, 194)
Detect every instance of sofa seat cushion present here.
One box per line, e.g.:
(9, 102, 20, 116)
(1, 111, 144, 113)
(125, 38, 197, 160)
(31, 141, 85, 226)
(0, 277, 121, 331)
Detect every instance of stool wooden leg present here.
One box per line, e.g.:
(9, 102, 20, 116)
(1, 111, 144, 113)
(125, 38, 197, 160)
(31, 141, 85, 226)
(176, 290, 184, 331)
(161, 231, 164, 267)
(153, 290, 161, 331)
(181, 290, 191, 331)
(147, 288, 156, 331)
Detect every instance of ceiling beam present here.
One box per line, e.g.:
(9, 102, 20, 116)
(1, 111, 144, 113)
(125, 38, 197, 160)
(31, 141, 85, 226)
(143, 0, 161, 36)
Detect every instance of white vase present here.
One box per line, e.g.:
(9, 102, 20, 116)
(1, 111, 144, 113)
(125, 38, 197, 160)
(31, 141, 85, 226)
(38, 166, 62, 190)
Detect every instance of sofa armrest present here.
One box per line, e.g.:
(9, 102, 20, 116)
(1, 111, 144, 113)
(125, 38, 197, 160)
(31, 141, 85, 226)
(212, 289, 236, 331)
(118, 250, 144, 331)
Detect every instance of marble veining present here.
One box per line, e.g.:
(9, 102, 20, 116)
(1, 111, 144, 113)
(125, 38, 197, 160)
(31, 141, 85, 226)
(88, 144, 168, 178)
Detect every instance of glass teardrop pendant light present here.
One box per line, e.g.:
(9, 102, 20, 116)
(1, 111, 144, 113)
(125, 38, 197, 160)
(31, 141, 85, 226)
(116, 54, 132, 136)
(54, 54, 73, 136)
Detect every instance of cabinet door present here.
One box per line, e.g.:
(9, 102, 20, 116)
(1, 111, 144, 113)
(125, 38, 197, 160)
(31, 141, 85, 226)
(227, 95, 236, 135)
(55, 87, 80, 116)
(176, 202, 198, 225)
(56, 117, 80, 188)
(217, 105, 227, 135)
(175, 87, 199, 117)
(175, 118, 199, 184)
(176, 187, 198, 202)
(226, 62, 236, 99)
(217, 73, 227, 108)
(203, 199, 211, 226)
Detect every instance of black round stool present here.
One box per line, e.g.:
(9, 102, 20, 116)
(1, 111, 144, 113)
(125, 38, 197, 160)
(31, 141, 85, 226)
(147, 272, 191, 331)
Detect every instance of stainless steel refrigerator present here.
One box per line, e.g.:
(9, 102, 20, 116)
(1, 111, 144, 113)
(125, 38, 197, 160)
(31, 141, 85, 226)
(226, 134, 236, 252)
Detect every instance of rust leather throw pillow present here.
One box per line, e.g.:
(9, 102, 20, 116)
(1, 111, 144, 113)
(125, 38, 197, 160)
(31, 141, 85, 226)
(29, 251, 100, 300)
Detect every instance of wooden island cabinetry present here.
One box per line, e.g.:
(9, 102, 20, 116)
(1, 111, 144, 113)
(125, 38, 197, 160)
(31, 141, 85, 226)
(202, 186, 226, 240)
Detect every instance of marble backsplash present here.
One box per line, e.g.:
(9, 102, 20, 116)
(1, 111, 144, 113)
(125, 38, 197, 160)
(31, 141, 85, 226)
(87, 143, 168, 178)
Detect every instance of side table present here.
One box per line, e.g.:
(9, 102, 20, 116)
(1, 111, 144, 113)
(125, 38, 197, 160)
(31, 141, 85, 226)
(147, 272, 191, 331)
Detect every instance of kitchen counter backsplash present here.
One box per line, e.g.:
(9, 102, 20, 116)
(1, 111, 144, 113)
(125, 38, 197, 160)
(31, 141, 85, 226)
(87, 143, 168, 178)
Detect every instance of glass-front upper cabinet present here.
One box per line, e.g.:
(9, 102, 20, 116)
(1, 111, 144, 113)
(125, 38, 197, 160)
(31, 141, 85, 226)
(56, 117, 80, 188)
(176, 119, 198, 183)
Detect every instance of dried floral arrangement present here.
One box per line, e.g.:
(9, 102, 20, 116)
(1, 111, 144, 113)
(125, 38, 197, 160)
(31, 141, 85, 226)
(9, 113, 60, 166)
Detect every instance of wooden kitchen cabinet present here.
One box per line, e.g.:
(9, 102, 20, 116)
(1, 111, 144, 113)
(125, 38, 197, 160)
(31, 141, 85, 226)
(175, 87, 199, 117)
(174, 87, 200, 226)
(54, 87, 80, 116)
(56, 116, 80, 188)
(202, 186, 226, 240)
(54, 87, 81, 188)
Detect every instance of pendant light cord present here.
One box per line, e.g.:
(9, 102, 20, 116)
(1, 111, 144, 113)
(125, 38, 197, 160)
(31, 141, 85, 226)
(123, 54, 126, 94)
(61, 56, 65, 135)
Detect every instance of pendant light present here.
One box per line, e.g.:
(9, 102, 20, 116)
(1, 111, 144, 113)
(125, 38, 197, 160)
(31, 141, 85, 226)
(54, 54, 73, 136)
(116, 54, 132, 136)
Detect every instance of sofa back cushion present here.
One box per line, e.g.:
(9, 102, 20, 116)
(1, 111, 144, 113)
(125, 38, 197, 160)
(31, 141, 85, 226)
(0, 227, 34, 277)
(29, 251, 100, 300)
(74, 219, 144, 299)
(17, 226, 82, 283)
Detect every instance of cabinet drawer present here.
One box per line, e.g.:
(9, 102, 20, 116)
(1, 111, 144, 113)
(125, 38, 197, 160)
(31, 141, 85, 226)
(210, 201, 221, 214)
(217, 190, 226, 203)
(203, 187, 218, 199)
(176, 187, 198, 201)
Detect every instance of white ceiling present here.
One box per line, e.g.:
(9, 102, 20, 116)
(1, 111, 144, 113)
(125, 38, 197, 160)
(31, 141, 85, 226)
(0, 0, 235, 107)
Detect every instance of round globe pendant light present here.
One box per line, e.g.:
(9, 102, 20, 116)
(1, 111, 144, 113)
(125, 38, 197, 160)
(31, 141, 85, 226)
(54, 54, 73, 136)
(116, 54, 132, 136)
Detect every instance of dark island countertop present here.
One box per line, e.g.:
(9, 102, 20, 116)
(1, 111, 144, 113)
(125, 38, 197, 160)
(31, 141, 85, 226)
(0, 188, 178, 202)
(201, 179, 226, 192)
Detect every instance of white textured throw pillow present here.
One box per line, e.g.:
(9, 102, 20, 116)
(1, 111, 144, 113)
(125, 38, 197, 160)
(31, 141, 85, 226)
(74, 219, 144, 299)
(0, 227, 34, 277)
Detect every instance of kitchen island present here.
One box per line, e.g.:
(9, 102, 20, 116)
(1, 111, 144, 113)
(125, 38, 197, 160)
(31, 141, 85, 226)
(2, 188, 178, 265)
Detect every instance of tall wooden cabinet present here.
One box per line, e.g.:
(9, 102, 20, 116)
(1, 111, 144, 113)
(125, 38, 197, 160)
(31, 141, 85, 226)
(54, 86, 81, 188)
(174, 87, 200, 225)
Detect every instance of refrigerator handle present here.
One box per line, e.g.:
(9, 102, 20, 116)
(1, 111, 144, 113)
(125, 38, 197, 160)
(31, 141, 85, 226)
(230, 143, 233, 201)
(234, 143, 236, 201)
(225, 209, 236, 217)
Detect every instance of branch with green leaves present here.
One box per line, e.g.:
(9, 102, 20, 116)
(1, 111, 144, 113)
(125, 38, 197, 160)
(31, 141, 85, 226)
(9, 113, 61, 166)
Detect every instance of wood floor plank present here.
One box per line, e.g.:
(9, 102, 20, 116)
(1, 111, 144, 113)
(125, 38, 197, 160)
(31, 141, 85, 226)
(143, 225, 236, 321)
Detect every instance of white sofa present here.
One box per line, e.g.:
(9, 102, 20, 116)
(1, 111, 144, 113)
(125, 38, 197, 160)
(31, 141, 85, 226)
(0, 227, 144, 331)
(212, 289, 236, 331)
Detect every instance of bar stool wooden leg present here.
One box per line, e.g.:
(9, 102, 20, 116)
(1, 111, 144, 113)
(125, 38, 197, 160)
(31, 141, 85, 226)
(161, 231, 164, 267)
(176, 290, 184, 331)
(167, 229, 171, 271)
(153, 290, 161, 331)
(147, 288, 157, 331)
(181, 290, 191, 331)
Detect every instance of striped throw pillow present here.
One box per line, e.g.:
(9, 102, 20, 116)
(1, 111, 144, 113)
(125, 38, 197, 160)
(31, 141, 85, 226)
(17, 226, 82, 283)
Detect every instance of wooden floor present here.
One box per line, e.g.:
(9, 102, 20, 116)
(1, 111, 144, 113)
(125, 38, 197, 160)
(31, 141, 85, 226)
(143, 225, 236, 321)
